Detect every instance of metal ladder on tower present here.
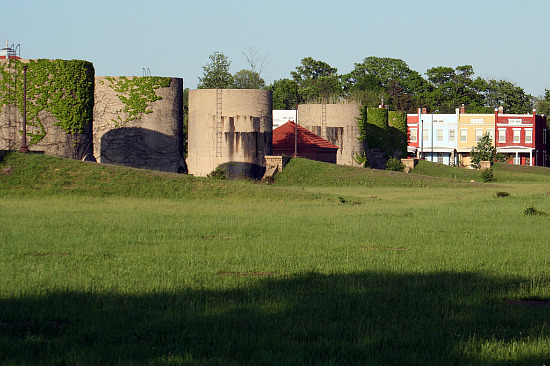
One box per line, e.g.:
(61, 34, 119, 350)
(321, 103, 327, 140)
(215, 89, 223, 157)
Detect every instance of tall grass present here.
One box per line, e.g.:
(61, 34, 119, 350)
(2, 153, 550, 364)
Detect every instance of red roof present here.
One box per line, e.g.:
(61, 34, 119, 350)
(273, 121, 339, 150)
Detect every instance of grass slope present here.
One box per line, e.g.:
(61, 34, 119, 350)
(274, 157, 475, 187)
(2, 153, 550, 365)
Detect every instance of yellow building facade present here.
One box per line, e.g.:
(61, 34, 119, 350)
(457, 113, 496, 167)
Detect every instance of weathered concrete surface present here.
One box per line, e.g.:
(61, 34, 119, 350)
(297, 103, 363, 166)
(187, 89, 272, 178)
(0, 105, 93, 159)
(93, 77, 186, 173)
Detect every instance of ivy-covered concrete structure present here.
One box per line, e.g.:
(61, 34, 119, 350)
(0, 59, 187, 173)
(0, 59, 94, 159)
(93, 76, 186, 173)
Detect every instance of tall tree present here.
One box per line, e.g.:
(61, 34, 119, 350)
(268, 78, 299, 110)
(425, 65, 485, 113)
(290, 57, 341, 103)
(233, 69, 265, 89)
(197, 52, 233, 89)
(351, 57, 427, 111)
(484, 79, 533, 114)
(534, 89, 550, 116)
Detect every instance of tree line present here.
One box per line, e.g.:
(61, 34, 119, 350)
(197, 51, 550, 116)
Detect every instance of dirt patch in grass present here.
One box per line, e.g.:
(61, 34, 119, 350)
(1, 166, 13, 175)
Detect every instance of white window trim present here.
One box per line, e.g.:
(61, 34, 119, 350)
(525, 129, 533, 143)
(449, 129, 456, 142)
(460, 129, 468, 142)
(513, 129, 521, 143)
(410, 129, 417, 143)
(498, 129, 506, 143)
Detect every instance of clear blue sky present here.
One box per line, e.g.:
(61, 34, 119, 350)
(3, 0, 549, 96)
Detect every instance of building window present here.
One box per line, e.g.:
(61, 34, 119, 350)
(410, 129, 417, 143)
(475, 129, 483, 141)
(437, 153, 444, 164)
(498, 129, 506, 143)
(513, 129, 521, 143)
(471, 118, 484, 124)
(434, 118, 444, 123)
(486, 129, 494, 142)
(436, 129, 443, 142)
(423, 129, 429, 142)
(509, 118, 522, 125)
(460, 129, 468, 142)
(449, 129, 455, 142)
(525, 129, 532, 143)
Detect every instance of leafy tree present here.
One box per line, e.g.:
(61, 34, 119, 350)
(233, 69, 265, 89)
(470, 132, 505, 168)
(197, 52, 233, 89)
(291, 57, 337, 82)
(268, 79, 299, 110)
(425, 65, 485, 113)
(351, 57, 427, 111)
(291, 57, 342, 103)
(341, 68, 385, 106)
(484, 79, 533, 114)
(534, 89, 550, 116)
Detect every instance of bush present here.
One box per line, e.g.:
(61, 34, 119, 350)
(481, 168, 496, 182)
(523, 205, 546, 216)
(207, 165, 228, 180)
(386, 157, 405, 172)
(495, 191, 510, 198)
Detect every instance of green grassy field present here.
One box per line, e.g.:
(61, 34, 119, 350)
(1, 153, 550, 365)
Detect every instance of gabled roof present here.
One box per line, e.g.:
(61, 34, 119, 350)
(273, 121, 340, 150)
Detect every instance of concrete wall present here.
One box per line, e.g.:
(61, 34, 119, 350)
(93, 77, 185, 173)
(0, 104, 93, 160)
(297, 103, 363, 166)
(187, 89, 272, 178)
(0, 59, 93, 159)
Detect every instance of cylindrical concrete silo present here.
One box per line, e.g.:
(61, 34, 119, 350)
(187, 89, 272, 178)
(93, 76, 185, 173)
(298, 103, 363, 166)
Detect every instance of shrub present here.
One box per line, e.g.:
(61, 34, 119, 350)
(495, 191, 510, 198)
(386, 157, 405, 172)
(207, 165, 228, 180)
(481, 168, 496, 182)
(523, 205, 546, 216)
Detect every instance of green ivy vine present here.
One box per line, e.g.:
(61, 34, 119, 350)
(0, 59, 94, 144)
(104, 76, 170, 127)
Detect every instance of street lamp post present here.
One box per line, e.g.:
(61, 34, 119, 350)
(19, 64, 29, 153)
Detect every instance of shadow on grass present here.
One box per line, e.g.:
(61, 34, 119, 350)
(1, 271, 549, 365)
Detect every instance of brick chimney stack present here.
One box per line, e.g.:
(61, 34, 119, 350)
(421, 108, 427, 114)
(459, 104, 465, 114)
(498, 106, 504, 114)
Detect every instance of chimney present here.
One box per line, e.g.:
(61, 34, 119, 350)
(459, 104, 465, 114)
(498, 106, 504, 114)
(421, 108, 427, 114)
